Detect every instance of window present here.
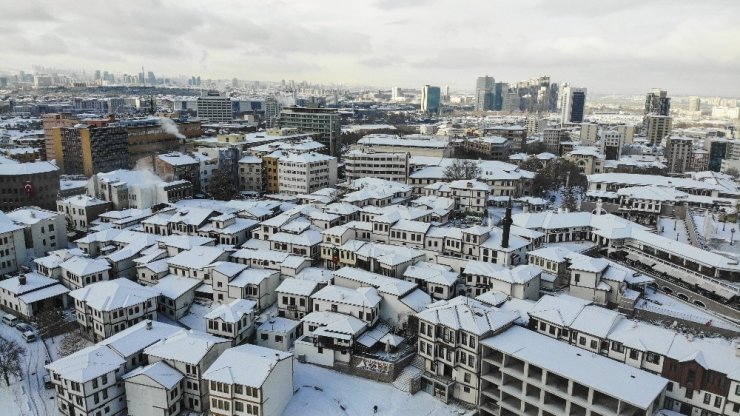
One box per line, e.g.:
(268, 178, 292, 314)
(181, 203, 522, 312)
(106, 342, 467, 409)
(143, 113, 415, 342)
(685, 389, 693, 399)
(235, 401, 244, 412)
(590, 340, 597, 349)
(464, 373, 471, 383)
(645, 352, 660, 364)
(628, 349, 639, 360)
(666, 382, 673, 392)
(703, 393, 711, 405)
(715, 396, 722, 408)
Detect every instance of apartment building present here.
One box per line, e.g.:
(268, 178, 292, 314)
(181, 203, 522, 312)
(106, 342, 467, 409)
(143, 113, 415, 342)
(54, 124, 130, 176)
(279, 106, 341, 156)
(665, 135, 694, 174)
(276, 152, 337, 195)
(42, 113, 77, 161)
(465, 136, 511, 161)
(344, 149, 409, 182)
(197, 93, 233, 122)
(69, 278, 159, 341)
(238, 155, 264, 193)
(0, 161, 60, 211)
(644, 114, 673, 145)
(203, 344, 293, 416)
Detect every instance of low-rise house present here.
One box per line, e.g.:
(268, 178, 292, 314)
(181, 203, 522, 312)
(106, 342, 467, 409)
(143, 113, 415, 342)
(144, 330, 231, 412)
(295, 311, 368, 367)
(211, 262, 280, 309)
(229, 247, 311, 278)
(152, 275, 200, 319)
(0, 272, 69, 318)
(204, 298, 257, 345)
(166, 245, 230, 284)
(462, 261, 542, 300)
(403, 261, 459, 300)
(60, 256, 112, 290)
(57, 195, 112, 232)
(203, 344, 294, 416)
(311, 285, 381, 326)
(46, 345, 127, 416)
(122, 361, 184, 416)
(69, 278, 159, 341)
(275, 278, 319, 319)
(256, 317, 302, 351)
(415, 296, 519, 405)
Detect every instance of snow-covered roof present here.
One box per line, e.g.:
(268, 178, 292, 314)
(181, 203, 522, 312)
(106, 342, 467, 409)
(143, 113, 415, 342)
(588, 173, 723, 191)
(157, 152, 199, 166)
(204, 299, 257, 322)
(276, 278, 318, 297)
(481, 326, 668, 409)
(144, 329, 229, 364)
(46, 345, 124, 383)
(99, 320, 182, 358)
(333, 267, 416, 297)
(311, 285, 381, 307)
(294, 267, 334, 284)
(0, 161, 58, 175)
(123, 361, 183, 389)
(7, 208, 58, 225)
(258, 317, 301, 333)
(203, 344, 292, 387)
(303, 311, 367, 338)
(0, 272, 59, 295)
(475, 290, 509, 307)
(464, 262, 541, 285)
(403, 262, 459, 286)
(60, 256, 111, 276)
(528, 294, 591, 327)
(167, 246, 226, 269)
(416, 296, 518, 336)
(229, 268, 277, 287)
(70, 278, 159, 311)
(153, 275, 201, 299)
(569, 305, 623, 338)
(158, 234, 215, 250)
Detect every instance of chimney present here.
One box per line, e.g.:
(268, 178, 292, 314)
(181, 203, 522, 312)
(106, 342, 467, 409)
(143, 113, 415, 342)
(146, 320, 153, 330)
(18, 274, 26, 285)
(501, 197, 513, 249)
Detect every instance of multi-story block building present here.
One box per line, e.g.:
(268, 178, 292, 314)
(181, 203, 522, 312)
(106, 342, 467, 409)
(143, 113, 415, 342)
(155, 152, 201, 192)
(0, 161, 60, 211)
(203, 344, 293, 416)
(42, 113, 77, 161)
(0, 212, 28, 276)
(465, 136, 511, 161)
(344, 149, 409, 182)
(665, 135, 694, 174)
(276, 152, 337, 195)
(238, 155, 264, 193)
(279, 106, 341, 156)
(644, 114, 673, 145)
(197, 93, 233, 122)
(54, 124, 130, 176)
(69, 278, 159, 341)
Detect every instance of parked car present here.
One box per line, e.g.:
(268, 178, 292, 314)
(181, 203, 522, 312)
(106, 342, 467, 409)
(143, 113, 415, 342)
(23, 331, 36, 342)
(15, 323, 33, 333)
(2, 313, 18, 327)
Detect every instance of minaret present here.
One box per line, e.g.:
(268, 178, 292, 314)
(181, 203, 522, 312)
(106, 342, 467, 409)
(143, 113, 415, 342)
(502, 197, 513, 248)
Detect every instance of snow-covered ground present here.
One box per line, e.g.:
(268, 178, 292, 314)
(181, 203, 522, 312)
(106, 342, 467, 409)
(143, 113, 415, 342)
(285, 361, 470, 416)
(178, 300, 216, 332)
(638, 289, 740, 332)
(692, 213, 740, 257)
(0, 322, 57, 416)
(657, 216, 690, 244)
(487, 205, 523, 226)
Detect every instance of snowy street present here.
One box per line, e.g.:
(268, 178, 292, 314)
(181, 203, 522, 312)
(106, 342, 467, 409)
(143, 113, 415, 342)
(0, 322, 57, 416)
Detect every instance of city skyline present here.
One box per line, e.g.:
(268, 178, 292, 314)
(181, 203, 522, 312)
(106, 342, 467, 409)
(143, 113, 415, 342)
(2, 0, 740, 96)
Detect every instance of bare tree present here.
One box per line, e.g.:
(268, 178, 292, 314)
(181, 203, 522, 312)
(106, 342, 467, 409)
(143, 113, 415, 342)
(0, 336, 26, 386)
(443, 159, 481, 180)
(35, 307, 66, 338)
(58, 329, 88, 357)
(725, 168, 740, 179)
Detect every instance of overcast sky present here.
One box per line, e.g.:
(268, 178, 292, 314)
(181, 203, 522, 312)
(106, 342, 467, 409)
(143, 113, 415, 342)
(2, 0, 739, 96)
